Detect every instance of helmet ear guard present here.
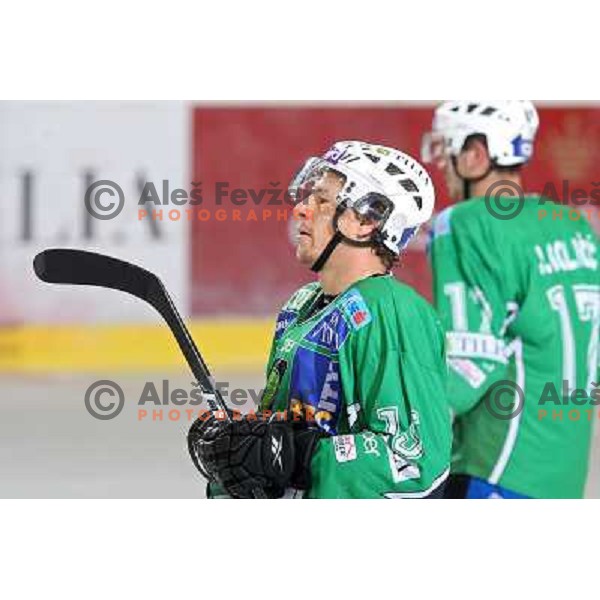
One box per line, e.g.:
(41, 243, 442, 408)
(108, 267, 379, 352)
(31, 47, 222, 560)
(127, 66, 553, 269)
(353, 192, 394, 225)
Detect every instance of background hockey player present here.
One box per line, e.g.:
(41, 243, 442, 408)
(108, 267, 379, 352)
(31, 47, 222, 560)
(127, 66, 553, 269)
(422, 101, 600, 498)
(188, 141, 452, 498)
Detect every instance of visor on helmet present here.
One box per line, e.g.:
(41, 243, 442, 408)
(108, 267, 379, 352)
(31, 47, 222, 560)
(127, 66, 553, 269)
(420, 131, 450, 167)
(288, 157, 393, 228)
(287, 157, 344, 205)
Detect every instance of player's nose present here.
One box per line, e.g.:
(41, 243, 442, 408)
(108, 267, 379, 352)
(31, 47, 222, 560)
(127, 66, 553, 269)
(293, 196, 312, 221)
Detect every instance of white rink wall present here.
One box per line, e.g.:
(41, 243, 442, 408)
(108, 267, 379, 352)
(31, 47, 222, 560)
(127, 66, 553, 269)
(0, 101, 189, 324)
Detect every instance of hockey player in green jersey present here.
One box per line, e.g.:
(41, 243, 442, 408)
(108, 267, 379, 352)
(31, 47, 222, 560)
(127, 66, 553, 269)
(422, 101, 600, 499)
(188, 141, 452, 499)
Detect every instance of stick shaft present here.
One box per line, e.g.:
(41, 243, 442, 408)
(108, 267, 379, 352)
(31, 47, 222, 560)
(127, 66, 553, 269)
(33, 248, 228, 416)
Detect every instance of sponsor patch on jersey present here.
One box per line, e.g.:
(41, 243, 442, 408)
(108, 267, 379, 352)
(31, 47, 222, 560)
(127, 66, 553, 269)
(346, 403, 362, 430)
(446, 331, 508, 364)
(448, 358, 487, 389)
(304, 308, 350, 352)
(361, 431, 381, 457)
(285, 284, 320, 312)
(290, 348, 343, 434)
(274, 310, 297, 341)
(333, 435, 357, 463)
(340, 290, 372, 331)
(315, 361, 341, 434)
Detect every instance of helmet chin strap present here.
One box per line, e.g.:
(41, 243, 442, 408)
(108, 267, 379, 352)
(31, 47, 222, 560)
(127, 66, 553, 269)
(451, 156, 493, 202)
(310, 203, 373, 273)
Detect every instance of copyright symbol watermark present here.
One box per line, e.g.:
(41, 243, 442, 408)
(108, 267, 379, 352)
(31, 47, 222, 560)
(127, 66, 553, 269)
(484, 180, 525, 221)
(484, 380, 525, 421)
(85, 180, 125, 220)
(84, 380, 125, 420)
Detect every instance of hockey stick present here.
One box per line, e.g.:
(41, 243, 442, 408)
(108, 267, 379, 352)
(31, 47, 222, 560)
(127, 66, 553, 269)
(33, 248, 270, 498)
(32, 248, 228, 416)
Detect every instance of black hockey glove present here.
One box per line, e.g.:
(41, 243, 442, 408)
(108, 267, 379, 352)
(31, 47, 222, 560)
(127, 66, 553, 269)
(187, 412, 322, 499)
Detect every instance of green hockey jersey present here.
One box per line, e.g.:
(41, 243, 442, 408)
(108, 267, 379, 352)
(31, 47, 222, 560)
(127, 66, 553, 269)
(259, 274, 452, 499)
(428, 196, 600, 498)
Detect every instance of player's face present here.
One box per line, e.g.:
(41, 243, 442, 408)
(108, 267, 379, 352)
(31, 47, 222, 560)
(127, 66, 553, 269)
(293, 170, 344, 266)
(422, 133, 464, 201)
(442, 156, 466, 201)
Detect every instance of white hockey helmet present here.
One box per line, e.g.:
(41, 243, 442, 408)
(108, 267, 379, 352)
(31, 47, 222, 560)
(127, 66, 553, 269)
(422, 101, 539, 168)
(289, 140, 435, 257)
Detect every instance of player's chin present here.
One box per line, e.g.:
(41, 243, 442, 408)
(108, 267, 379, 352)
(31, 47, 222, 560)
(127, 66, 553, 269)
(295, 243, 315, 267)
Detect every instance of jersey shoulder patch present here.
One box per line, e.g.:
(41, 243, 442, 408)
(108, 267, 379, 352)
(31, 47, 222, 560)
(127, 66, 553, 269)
(430, 200, 500, 249)
(431, 205, 454, 239)
(427, 206, 454, 257)
(339, 288, 372, 331)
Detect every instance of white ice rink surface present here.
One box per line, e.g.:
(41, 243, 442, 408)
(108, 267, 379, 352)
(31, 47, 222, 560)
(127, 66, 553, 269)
(1, 372, 599, 498)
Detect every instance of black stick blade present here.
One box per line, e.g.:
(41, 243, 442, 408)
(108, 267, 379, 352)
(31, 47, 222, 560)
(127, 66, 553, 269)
(33, 248, 157, 296)
(33, 249, 64, 283)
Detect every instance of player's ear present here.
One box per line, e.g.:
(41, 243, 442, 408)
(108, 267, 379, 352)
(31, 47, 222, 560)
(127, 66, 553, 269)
(460, 137, 491, 179)
(336, 208, 370, 240)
